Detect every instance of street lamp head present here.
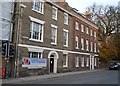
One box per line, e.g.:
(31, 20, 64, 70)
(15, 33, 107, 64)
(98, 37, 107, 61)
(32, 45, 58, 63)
(20, 4, 26, 8)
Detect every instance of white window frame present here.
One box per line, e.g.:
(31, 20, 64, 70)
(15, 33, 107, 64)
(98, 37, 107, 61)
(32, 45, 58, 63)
(29, 52, 42, 58)
(75, 21, 79, 30)
(75, 56, 79, 67)
(90, 29, 93, 36)
(63, 29, 68, 47)
(64, 13, 68, 25)
(75, 36, 79, 49)
(81, 56, 84, 67)
(63, 54, 68, 67)
(94, 43, 97, 52)
(29, 16, 45, 42)
(81, 24, 84, 33)
(52, 6, 58, 20)
(81, 38, 84, 50)
(94, 31, 96, 38)
(86, 26, 89, 34)
(51, 24, 58, 45)
(91, 42, 93, 52)
(32, 0, 44, 14)
(28, 47, 44, 58)
(86, 39, 89, 51)
(94, 58, 97, 66)
(86, 57, 89, 67)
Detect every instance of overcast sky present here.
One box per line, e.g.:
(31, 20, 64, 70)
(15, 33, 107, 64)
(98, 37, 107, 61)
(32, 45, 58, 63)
(66, 0, 120, 13)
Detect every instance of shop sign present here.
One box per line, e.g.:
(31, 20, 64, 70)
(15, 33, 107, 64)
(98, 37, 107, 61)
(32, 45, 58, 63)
(22, 58, 47, 68)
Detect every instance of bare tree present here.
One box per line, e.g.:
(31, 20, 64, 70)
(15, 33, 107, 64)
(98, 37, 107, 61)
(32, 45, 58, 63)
(88, 4, 118, 41)
(88, 4, 119, 61)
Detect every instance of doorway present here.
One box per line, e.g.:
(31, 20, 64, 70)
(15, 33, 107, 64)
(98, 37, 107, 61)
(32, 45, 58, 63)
(50, 58, 54, 73)
(48, 51, 59, 73)
(90, 56, 94, 70)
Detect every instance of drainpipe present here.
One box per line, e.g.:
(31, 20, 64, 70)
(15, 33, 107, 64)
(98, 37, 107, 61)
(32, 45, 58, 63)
(15, 0, 26, 78)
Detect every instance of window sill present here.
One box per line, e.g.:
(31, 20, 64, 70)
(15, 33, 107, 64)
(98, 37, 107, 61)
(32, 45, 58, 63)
(32, 9, 44, 15)
(63, 65, 68, 68)
(76, 29, 79, 30)
(52, 17, 57, 21)
(94, 51, 97, 53)
(86, 50, 89, 51)
(51, 42, 57, 45)
(75, 47, 79, 50)
(75, 65, 79, 67)
(63, 45, 68, 48)
(81, 65, 84, 67)
(64, 23, 68, 25)
(81, 49, 84, 51)
(29, 38, 43, 43)
(22, 36, 29, 39)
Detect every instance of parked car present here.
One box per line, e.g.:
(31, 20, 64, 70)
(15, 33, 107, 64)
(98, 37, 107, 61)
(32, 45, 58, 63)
(109, 63, 120, 70)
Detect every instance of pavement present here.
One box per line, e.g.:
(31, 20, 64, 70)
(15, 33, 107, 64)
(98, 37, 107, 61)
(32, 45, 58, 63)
(1, 69, 103, 84)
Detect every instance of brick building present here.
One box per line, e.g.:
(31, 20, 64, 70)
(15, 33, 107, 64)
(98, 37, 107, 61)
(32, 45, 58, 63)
(71, 9, 99, 70)
(12, 0, 99, 77)
(56, 2, 99, 70)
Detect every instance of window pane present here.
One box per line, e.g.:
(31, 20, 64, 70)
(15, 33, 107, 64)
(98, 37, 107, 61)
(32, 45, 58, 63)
(29, 52, 42, 58)
(94, 43, 96, 52)
(86, 40, 89, 51)
(63, 31, 67, 45)
(81, 38, 84, 50)
(33, 0, 43, 13)
(63, 54, 68, 67)
(32, 22, 39, 39)
(39, 2, 43, 12)
(64, 14, 68, 24)
(51, 28, 56, 43)
(75, 21, 79, 30)
(39, 53, 41, 58)
(30, 22, 32, 38)
(76, 36, 79, 48)
(91, 29, 93, 36)
(86, 26, 89, 34)
(81, 24, 84, 32)
(30, 21, 43, 40)
(91, 42, 93, 51)
(86, 57, 89, 66)
(35, 1, 40, 11)
(63, 54, 66, 66)
(39, 24, 42, 40)
(52, 8, 57, 19)
(81, 56, 84, 67)
(75, 56, 79, 67)
(32, 52, 38, 58)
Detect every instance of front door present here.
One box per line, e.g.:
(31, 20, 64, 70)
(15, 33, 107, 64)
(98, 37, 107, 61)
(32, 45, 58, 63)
(50, 58, 54, 73)
(90, 56, 94, 70)
(48, 51, 59, 73)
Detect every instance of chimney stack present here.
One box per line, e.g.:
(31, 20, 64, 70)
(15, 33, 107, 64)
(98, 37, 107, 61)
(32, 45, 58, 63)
(84, 10, 92, 20)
